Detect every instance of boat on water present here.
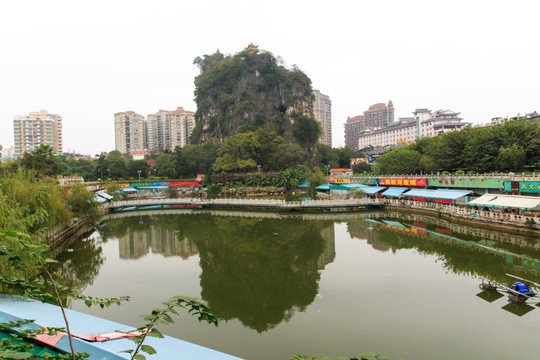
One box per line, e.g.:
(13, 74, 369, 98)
(477, 274, 540, 304)
(0, 295, 242, 360)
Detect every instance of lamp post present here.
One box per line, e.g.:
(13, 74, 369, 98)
(137, 170, 141, 182)
(257, 164, 261, 173)
(326, 164, 330, 176)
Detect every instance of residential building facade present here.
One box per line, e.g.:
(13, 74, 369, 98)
(114, 111, 147, 153)
(357, 108, 469, 149)
(363, 101, 394, 129)
(312, 90, 332, 147)
(147, 107, 195, 151)
(115, 107, 195, 155)
(344, 101, 394, 150)
(13, 109, 63, 157)
(344, 115, 364, 150)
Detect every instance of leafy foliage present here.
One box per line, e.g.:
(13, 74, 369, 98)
(123, 296, 218, 360)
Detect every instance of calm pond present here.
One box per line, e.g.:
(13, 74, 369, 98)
(53, 210, 540, 360)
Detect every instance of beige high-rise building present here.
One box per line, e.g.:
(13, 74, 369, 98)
(312, 90, 332, 147)
(147, 107, 195, 151)
(114, 111, 147, 153)
(344, 115, 365, 150)
(13, 109, 63, 157)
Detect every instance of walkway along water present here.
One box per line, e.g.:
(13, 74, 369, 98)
(46, 196, 540, 247)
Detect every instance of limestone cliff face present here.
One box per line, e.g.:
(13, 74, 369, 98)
(191, 48, 317, 149)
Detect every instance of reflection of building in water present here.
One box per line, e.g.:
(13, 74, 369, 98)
(347, 221, 397, 253)
(118, 226, 198, 259)
(118, 233, 150, 259)
(317, 225, 336, 269)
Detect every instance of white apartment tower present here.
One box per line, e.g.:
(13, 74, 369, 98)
(147, 107, 195, 151)
(312, 90, 332, 147)
(13, 109, 63, 157)
(114, 111, 147, 153)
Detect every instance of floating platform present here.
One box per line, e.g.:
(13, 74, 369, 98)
(0, 295, 243, 360)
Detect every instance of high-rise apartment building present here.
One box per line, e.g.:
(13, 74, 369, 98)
(13, 109, 63, 157)
(344, 101, 394, 150)
(344, 115, 365, 150)
(363, 101, 394, 129)
(147, 107, 195, 151)
(312, 90, 332, 147)
(114, 107, 195, 155)
(114, 111, 147, 153)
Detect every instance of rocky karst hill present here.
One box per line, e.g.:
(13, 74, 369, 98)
(191, 45, 321, 164)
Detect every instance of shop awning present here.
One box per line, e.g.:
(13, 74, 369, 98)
(121, 187, 138, 192)
(92, 195, 107, 203)
(96, 191, 113, 200)
(342, 184, 369, 189)
(359, 186, 386, 195)
(467, 194, 540, 210)
(382, 187, 408, 197)
(403, 189, 472, 200)
(316, 184, 350, 190)
(136, 185, 169, 189)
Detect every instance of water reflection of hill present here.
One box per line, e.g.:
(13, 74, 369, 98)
(97, 213, 335, 332)
(350, 214, 540, 285)
(179, 214, 335, 332)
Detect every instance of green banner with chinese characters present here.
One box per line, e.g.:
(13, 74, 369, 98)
(427, 178, 503, 189)
(503, 181, 540, 193)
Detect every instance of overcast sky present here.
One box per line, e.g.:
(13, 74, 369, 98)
(1, 0, 538, 155)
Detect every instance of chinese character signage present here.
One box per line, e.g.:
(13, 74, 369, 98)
(368, 154, 383, 163)
(379, 178, 426, 187)
(504, 181, 540, 193)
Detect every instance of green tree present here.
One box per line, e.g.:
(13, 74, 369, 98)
(214, 132, 261, 173)
(20, 144, 60, 176)
(497, 144, 526, 172)
(176, 142, 219, 178)
(377, 148, 422, 174)
(306, 168, 326, 199)
(66, 183, 99, 222)
(293, 116, 321, 145)
(316, 144, 339, 169)
(127, 159, 150, 180)
(352, 162, 372, 174)
(105, 151, 128, 179)
(279, 168, 305, 192)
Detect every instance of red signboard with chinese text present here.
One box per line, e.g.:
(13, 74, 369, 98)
(169, 181, 200, 188)
(378, 178, 427, 187)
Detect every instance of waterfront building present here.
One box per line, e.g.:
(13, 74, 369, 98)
(312, 90, 332, 147)
(114, 111, 147, 153)
(357, 108, 469, 149)
(344, 115, 364, 150)
(13, 109, 63, 158)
